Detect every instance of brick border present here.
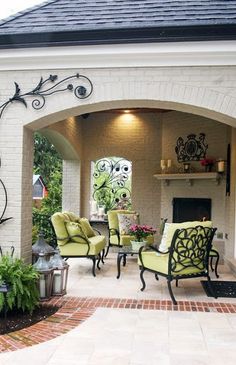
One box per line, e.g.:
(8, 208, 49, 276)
(1, 296, 236, 353)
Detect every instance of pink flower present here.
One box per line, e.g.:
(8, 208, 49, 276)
(129, 224, 156, 242)
(200, 158, 214, 166)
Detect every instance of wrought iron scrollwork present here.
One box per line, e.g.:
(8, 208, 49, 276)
(0, 178, 12, 225)
(0, 73, 93, 118)
(92, 157, 132, 211)
(175, 133, 208, 162)
(170, 226, 214, 274)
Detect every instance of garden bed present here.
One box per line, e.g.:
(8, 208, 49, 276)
(0, 304, 59, 335)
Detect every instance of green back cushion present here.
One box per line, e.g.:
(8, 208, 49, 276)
(107, 210, 136, 230)
(80, 218, 95, 238)
(65, 222, 88, 244)
(63, 211, 80, 222)
(159, 221, 213, 252)
(51, 213, 69, 246)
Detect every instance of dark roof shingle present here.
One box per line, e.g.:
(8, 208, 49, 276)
(0, 0, 236, 47)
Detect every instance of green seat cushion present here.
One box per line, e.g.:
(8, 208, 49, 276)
(110, 234, 154, 246)
(80, 218, 96, 238)
(65, 222, 89, 244)
(139, 251, 206, 277)
(59, 235, 106, 256)
(51, 212, 70, 246)
(159, 220, 213, 253)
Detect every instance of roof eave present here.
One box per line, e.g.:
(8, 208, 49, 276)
(0, 24, 236, 49)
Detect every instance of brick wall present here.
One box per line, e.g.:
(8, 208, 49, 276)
(0, 65, 236, 263)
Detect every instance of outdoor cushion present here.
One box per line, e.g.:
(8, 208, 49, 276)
(138, 251, 205, 276)
(159, 220, 213, 253)
(65, 221, 89, 244)
(59, 235, 106, 256)
(51, 212, 70, 245)
(63, 211, 80, 222)
(110, 233, 154, 246)
(80, 218, 96, 238)
(107, 210, 136, 230)
(117, 213, 139, 234)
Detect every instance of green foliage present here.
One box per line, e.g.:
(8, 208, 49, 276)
(0, 255, 39, 314)
(34, 132, 62, 186)
(33, 133, 62, 245)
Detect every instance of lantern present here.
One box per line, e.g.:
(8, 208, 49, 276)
(50, 249, 69, 296)
(33, 252, 53, 301)
(32, 232, 55, 263)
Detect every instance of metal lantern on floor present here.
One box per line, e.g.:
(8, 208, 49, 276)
(32, 231, 55, 264)
(50, 248, 69, 296)
(33, 252, 54, 301)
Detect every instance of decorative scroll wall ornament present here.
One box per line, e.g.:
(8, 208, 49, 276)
(175, 133, 208, 162)
(92, 157, 132, 212)
(0, 179, 12, 225)
(0, 73, 93, 118)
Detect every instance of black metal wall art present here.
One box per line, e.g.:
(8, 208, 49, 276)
(175, 133, 208, 162)
(0, 73, 93, 118)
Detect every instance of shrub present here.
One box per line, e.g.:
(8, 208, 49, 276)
(0, 255, 39, 314)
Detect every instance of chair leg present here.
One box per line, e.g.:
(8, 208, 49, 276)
(155, 273, 159, 281)
(104, 244, 110, 257)
(167, 280, 177, 305)
(101, 249, 105, 264)
(140, 268, 146, 291)
(210, 256, 214, 272)
(210, 250, 220, 278)
(97, 254, 101, 270)
(214, 252, 220, 278)
(91, 257, 96, 277)
(176, 279, 178, 287)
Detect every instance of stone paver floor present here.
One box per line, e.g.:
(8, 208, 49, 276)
(0, 254, 236, 364)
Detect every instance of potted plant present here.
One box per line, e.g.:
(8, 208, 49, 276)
(0, 255, 39, 315)
(129, 224, 156, 250)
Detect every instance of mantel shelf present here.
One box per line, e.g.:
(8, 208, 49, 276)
(153, 172, 222, 186)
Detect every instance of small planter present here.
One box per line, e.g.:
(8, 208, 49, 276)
(130, 240, 147, 251)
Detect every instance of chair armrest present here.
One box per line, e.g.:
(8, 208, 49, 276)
(109, 228, 120, 241)
(138, 244, 169, 267)
(92, 228, 101, 235)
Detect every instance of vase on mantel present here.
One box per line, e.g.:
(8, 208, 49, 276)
(130, 240, 147, 251)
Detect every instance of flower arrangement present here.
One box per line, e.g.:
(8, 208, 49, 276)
(129, 224, 156, 242)
(200, 158, 214, 167)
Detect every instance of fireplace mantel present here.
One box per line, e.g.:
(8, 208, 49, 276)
(154, 172, 222, 186)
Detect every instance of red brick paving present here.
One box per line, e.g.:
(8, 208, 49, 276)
(0, 296, 236, 353)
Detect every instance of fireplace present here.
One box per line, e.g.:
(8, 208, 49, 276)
(173, 198, 211, 223)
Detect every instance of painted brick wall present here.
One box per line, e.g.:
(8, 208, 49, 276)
(0, 65, 236, 263)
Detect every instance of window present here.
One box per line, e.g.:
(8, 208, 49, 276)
(91, 156, 132, 214)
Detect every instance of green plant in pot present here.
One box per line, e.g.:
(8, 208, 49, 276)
(0, 255, 39, 315)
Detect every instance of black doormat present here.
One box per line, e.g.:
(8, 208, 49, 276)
(201, 280, 236, 298)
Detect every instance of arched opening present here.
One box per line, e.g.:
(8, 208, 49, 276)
(15, 94, 235, 266)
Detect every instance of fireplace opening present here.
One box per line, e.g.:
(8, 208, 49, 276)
(173, 198, 211, 223)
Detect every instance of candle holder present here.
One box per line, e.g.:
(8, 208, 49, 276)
(183, 162, 191, 173)
(160, 159, 167, 174)
(217, 159, 225, 174)
(33, 252, 53, 301)
(50, 249, 69, 296)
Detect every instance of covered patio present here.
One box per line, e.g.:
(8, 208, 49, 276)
(0, 0, 236, 364)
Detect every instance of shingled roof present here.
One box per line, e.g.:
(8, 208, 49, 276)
(0, 0, 236, 48)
